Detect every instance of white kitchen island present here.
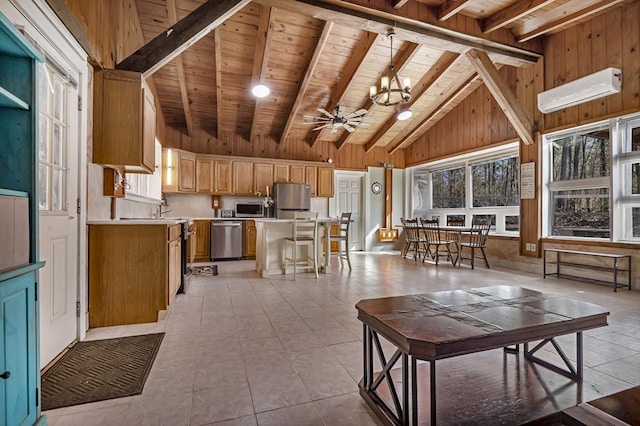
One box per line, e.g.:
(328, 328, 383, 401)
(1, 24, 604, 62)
(254, 218, 336, 277)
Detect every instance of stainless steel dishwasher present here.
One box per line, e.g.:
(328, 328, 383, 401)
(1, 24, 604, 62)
(211, 221, 243, 260)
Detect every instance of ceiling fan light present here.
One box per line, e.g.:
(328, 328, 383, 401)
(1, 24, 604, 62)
(396, 106, 412, 121)
(251, 84, 270, 98)
(369, 86, 377, 98)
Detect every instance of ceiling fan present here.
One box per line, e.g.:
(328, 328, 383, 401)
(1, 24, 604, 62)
(304, 105, 373, 133)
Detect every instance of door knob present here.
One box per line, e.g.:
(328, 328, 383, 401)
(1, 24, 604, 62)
(0, 371, 9, 379)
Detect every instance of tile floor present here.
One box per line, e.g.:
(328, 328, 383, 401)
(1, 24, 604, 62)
(43, 252, 640, 425)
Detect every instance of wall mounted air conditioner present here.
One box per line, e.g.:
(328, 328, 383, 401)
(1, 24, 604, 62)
(537, 67, 621, 113)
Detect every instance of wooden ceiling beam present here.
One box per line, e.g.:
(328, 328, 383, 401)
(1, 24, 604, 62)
(167, 0, 193, 136)
(482, 0, 554, 34)
(517, 0, 626, 42)
(335, 41, 421, 150)
(279, 21, 334, 145)
(387, 71, 480, 155)
(214, 28, 223, 140)
(439, 0, 473, 21)
(363, 51, 459, 153)
(249, 6, 275, 143)
(466, 49, 533, 145)
(254, 0, 541, 66)
(393, 0, 409, 9)
(308, 31, 379, 148)
(116, 0, 251, 77)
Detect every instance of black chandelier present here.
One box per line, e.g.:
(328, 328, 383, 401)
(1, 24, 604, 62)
(369, 31, 411, 107)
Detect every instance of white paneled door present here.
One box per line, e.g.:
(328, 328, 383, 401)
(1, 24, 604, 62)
(38, 62, 79, 367)
(336, 174, 363, 250)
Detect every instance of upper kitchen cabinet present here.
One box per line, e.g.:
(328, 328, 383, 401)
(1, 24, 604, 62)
(214, 158, 232, 195)
(317, 166, 334, 198)
(306, 166, 318, 197)
(254, 162, 273, 195)
(162, 148, 195, 193)
(196, 156, 213, 194)
(233, 160, 253, 195)
(93, 69, 156, 173)
(290, 165, 305, 184)
(273, 163, 289, 183)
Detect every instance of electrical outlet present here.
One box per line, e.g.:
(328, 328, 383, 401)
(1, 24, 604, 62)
(530, 243, 536, 252)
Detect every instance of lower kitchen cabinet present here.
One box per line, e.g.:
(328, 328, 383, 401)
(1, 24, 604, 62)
(88, 224, 182, 327)
(193, 220, 211, 262)
(244, 220, 257, 258)
(1, 264, 43, 426)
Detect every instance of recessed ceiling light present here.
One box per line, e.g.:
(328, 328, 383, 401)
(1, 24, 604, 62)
(396, 108, 413, 121)
(252, 84, 270, 98)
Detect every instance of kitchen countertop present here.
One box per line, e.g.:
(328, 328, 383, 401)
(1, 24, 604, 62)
(87, 219, 188, 225)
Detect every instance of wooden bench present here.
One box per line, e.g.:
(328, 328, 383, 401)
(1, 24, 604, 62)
(543, 248, 632, 292)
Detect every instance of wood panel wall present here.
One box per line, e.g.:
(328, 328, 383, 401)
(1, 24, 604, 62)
(50, 0, 146, 68)
(161, 125, 406, 170)
(404, 66, 521, 166)
(542, 1, 640, 131)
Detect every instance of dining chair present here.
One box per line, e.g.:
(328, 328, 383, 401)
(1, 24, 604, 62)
(331, 212, 352, 270)
(420, 218, 455, 265)
(459, 219, 491, 269)
(284, 211, 319, 279)
(401, 218, 428, 262)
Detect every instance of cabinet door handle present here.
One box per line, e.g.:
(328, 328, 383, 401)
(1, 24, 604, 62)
(0, 371, 9, 379)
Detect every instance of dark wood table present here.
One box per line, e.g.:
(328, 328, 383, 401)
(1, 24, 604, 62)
(355, 286, 610, 425)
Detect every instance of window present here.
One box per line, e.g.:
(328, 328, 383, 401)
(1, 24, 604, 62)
(544, 126, 611, 239)
(409, 143, 520, 235)
(123, 140, 162, 202)
(542, 113, 640, 242)
(432, 167, 465, 208)
(38, 63, 68, 212)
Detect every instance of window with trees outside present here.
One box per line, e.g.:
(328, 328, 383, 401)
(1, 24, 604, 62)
(542, 112, 640, 242)
(410, 143, 520, 234)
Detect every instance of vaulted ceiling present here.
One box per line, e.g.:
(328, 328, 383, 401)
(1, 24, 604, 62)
(129, 0, 625, 154)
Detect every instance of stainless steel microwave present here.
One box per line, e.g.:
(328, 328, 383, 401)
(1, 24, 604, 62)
(235, 203, 263, 217)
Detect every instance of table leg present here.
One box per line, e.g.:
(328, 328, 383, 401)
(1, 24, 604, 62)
(430, 361, 437, 426)
(411, 357, 417, 426)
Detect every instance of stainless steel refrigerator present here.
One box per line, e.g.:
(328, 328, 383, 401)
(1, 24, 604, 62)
(274, 182, 311, 219)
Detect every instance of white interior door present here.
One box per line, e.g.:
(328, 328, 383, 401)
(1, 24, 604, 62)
(336, 174, 363, 250)
(38, 62, 79, 367)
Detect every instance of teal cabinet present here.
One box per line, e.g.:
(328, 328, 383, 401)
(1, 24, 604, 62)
(1, 266, 40, 426)
(0, 10, 45, 426)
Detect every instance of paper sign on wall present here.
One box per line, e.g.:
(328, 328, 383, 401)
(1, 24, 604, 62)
(520, 162, 535, 199)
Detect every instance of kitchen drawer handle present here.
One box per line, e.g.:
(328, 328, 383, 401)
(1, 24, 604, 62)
(0, 371, 9, 379)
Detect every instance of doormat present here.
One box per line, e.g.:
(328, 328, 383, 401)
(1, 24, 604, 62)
(41, 333, 164, 410)
(191, 265, 218, 277)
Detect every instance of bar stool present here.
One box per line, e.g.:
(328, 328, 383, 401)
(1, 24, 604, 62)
(332, 212, 352, 270)
(284, 211, 319, 279)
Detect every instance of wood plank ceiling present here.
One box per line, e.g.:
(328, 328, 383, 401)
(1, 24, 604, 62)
(131, 0, 625, 154)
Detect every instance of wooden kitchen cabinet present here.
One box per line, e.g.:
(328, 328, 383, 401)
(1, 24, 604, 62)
(193, 220, 211, 262)
(306, 166, 318, 196)
(162, 149, 196, 193)
(93, 69, 156, 174)
(168, 225, 182, 305)
(254, 162, 274, 195)
(273, 163, 289, 182)
(88, 224, 181, 327)
(214, 158, 232, 194)
(317, 166, 334, 197)
(233, 160, 254, 195)
(290, 164, 305, 184)
(244, 220, 257, 258)
(196, 157, 214, 193)
(178, 151, 196, 192)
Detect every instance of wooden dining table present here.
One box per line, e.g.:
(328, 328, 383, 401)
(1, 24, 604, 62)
(356, 286, 610, 425)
